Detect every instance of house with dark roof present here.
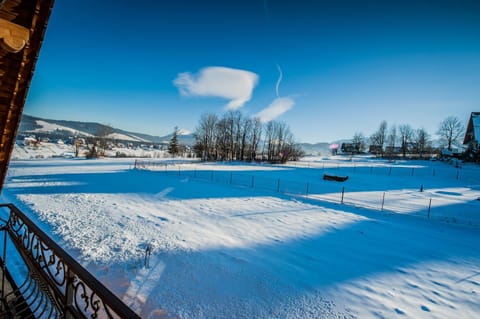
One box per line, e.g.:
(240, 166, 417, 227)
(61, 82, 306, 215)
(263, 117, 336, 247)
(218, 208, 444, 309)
(463, 112, 480, 146)
(463, 112, 480, 162)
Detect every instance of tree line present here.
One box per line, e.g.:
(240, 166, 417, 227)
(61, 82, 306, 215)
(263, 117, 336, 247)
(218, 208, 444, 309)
(348, 116, 466, 158)
(190, 111, 304, 162)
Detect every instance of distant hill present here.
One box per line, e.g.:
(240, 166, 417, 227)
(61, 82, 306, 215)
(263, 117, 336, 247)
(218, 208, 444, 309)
(20, 114, 345, 153)
(19, 114, 195, 145)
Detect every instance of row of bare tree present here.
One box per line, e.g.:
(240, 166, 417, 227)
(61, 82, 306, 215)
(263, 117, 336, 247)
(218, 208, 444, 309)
(353, 116, 464, 157)
(193, 111, 304, 162)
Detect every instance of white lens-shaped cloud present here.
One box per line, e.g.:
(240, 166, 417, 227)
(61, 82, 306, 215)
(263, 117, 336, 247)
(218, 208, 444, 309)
(256, 97, 295, 123)
(174, 66, 259, 110)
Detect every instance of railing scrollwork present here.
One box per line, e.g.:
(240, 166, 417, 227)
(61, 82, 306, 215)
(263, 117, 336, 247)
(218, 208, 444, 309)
(0, 203, 141, 319)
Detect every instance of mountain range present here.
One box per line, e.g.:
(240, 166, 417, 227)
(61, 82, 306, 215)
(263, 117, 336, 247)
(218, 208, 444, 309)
(19, 114, 334, 155)
(19, 114, 195, 145)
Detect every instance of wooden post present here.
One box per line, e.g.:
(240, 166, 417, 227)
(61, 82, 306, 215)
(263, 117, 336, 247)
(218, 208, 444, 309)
(427, 198, 432, 218)
(144, 244, 152, 269)
(134, 159, 137, 169)
(1, 229, 7, 299)
(411, 167, 414, 176)
(389, 167, 392, 175)
(381, 192, 385, 210)
(341, 186, 345, 204)
(306, 182, 309, 197)
(456, 169, 459, 180)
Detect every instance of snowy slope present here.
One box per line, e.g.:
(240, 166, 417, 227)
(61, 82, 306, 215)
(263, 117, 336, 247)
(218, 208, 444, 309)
(30, 120, 94, 136)
(2, 157, 480, 318)
(106, 132, 149, 142)
(19, 114, 196, 145)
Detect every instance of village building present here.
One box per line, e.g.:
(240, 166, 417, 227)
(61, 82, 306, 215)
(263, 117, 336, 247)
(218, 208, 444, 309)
(463, 112, 480, 146)
(463, 112, 480, 162)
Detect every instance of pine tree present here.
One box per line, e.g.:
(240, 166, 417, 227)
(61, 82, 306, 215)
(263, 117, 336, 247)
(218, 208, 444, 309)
(168, 127, 179, 156)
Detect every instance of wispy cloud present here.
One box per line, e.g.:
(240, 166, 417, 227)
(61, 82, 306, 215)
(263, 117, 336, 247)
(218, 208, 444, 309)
(256, 97, 295, 123)
(256, 64, 294, 122)
(173, 66, 259, 110)
(275, 64, 283, 97)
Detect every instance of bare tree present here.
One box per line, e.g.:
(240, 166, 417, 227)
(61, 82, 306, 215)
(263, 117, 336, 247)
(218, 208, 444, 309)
(193, 111, 301, 163)
(194, 113, 217, 160)
(232, 111, 243, 160)
(249, 117, 262, 161)
(274, 122, 287, 158)
(352, 132, 366, 153)
(215, 117, 230, 160)
(399, 124, 414, 158)
(263, 121, 275, 161)
(386, 125, 397, 157)
(239, 118, 252, 160)
(437, 116, 464, 151)
(413, 128, 430, 158)
(370, 121, 387, 156)
(94, 124, 114, 157)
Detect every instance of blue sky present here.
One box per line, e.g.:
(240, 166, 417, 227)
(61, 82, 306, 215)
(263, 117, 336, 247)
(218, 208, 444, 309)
(25, 0, 480, 143)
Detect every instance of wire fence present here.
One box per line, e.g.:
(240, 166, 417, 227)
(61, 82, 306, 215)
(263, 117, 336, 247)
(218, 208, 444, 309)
(134, 160, 480, 227)
(284, 159, 480, 183)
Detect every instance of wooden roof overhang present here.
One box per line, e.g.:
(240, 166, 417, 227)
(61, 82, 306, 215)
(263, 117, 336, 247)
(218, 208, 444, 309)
(0, 0, 54, 192)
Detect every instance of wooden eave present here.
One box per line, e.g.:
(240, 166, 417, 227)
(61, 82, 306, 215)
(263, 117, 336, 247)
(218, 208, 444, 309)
(0, 0, 54, 193)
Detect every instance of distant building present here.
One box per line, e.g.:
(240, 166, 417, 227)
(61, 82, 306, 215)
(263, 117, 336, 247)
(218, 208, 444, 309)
(369, 145, 383, 155)
(463, 112, 480, 162)
(74, 138, 86, 146)
(463, 112, 480, 146)
(341, 143, 360, 154)
(23, 136, 37, 146)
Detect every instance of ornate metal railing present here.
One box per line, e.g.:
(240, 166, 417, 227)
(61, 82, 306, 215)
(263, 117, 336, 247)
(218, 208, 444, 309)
(0, 203, 141, 319)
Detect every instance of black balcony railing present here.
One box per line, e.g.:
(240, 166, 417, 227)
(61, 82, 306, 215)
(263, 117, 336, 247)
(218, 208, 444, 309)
(0, 203, 141, 319)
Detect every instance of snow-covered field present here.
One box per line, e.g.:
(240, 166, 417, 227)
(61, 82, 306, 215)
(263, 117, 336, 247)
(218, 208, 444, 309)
(2, 157, 480, 318)
(11, 141, 169, 159)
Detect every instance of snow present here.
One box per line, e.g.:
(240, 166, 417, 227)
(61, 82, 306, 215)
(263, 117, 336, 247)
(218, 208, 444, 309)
(29, 120, 94, 137)
(177, 129, 191, 136)
(2, 156, 480, 318)
(106, 132, 149, 142)
(12, 141, 76, 159)
(11, 142, 168, 160)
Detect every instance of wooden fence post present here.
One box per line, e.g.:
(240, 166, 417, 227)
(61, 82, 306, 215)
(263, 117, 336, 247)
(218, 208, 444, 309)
(428, 198, 432, 218)
(381, 192, 385, 210)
